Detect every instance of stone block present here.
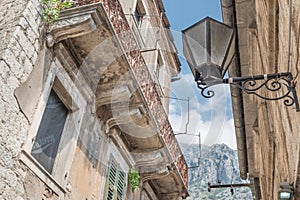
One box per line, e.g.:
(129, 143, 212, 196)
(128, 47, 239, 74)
(26, 1, 41, 21)
(7, 76, 20, 91)
(25, 28, 38, 44)
(23, 8, 39, 36)
(30, 51, 38, 65)
(2, 49, 22, 79)
(13, 27, 35, 59)
(0, 60, 10, 80)
(30, 0, 43, 15)
(18, 17, 29, 30)
(9, 37, 22, 58)
(21, 56, 33, 83)
(33, 39, 39, 51)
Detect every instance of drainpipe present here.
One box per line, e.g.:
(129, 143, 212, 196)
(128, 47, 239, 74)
(221, 0, 248, 180)
(287, 0, 292, 72)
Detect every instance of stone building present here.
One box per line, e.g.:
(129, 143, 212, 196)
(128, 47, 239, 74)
(220, 0, 300, 199)
(0, 0, 189, 199)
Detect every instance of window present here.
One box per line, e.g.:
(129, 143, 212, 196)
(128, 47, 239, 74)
(30, 89, 68, 173)
(104, 157, 126, 200)
(155, 50, 164, 81)
(20, 59, 86, 196)
(153, 50, 166, 95)
(134, 1, 146, 28)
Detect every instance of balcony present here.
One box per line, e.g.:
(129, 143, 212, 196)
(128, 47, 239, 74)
(47, 0, 188, 198)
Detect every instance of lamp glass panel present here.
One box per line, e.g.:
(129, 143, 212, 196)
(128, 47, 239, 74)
(182, 21, 207, 69)
(279, 192, 291, 199)
(210, 19, 234, 70)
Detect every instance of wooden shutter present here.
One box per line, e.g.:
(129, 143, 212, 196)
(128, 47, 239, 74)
(116, 171, 126, 200)
(105, 157, 126, 200)
(106, 158, 118, 200)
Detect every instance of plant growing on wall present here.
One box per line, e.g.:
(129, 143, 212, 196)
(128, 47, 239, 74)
(41, 0, 73, 24)
(128, 169, 140, 192)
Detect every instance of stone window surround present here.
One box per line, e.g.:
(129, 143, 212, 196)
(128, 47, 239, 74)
(134, 0, 147, 28)
(152, 49, 166, 96)
(130, 0, 149, 48)
(20, 57, 86, 197)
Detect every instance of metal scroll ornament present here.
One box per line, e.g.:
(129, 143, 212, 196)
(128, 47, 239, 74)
(196, 72, 300, 111)
(197, 80, 215, 98)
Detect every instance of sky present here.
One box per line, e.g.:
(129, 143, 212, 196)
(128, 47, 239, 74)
(162, 0, 238, 150)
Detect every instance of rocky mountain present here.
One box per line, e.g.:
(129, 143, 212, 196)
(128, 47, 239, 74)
(180, 143, 252, 199)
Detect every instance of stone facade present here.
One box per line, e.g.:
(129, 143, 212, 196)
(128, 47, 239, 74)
(221, 0, 300, 199)
(0, 0, 188, 199)
(0, 0, 43, 199)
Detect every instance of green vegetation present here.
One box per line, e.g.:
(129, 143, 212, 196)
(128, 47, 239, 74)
(128, 169, 140, 192)
(41, 0, 73, 24)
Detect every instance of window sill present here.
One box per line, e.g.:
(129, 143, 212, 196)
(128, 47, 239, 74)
(20, 150, 66, 197)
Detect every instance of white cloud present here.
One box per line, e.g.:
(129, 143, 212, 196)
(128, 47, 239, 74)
(169, 73, 237, 150)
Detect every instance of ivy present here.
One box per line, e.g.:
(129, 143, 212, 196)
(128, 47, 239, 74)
(128, 169, 140, 192)
(41, 0, 73, 25)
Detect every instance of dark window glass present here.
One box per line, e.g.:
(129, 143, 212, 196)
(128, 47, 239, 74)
(134, 8, 142, 26)
(31, 90, 68, 173)
(134, 2, 145, 27)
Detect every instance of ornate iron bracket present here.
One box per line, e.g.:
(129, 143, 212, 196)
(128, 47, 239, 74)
(197, 72, 300, 112)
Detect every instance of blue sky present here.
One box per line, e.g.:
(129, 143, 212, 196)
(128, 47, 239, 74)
(162, 0, 237, 149)
(162, 0, 222, 31)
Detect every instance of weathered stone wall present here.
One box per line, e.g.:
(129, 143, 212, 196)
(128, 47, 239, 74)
(0, 0, 188, 199)
(75, 0, 188, 187)
(0, 0, 43, 199)
(249, 0, 300, 199)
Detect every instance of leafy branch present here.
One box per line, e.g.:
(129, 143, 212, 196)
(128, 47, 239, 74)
(41, 0, 73, 25)
(128, 169, 140, 192)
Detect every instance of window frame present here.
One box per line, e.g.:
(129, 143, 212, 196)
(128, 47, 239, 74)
(30, 89, 69, 174)
(20, 58, 86, 195)
(134, 0, 146, 28)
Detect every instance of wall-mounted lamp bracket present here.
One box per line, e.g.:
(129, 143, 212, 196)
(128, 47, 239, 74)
(182, 17, 300, 112)
(207, 181, 251, 194)
(197, 72, 300, 112)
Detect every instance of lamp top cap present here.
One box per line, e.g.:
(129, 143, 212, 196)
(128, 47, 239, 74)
(182, 16, 232, 33)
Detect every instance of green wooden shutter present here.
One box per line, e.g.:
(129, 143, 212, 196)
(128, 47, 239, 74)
(106, 158, 118, 200)
(104, 157, 126, 200)
(116, 171, 126, 200)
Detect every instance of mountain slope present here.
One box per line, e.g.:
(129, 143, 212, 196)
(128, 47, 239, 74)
(180, 143, 252, 199)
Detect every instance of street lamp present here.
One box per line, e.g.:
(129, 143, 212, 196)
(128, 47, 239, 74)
(182, 17, 299, 111)
(278, 182, 294, 200)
